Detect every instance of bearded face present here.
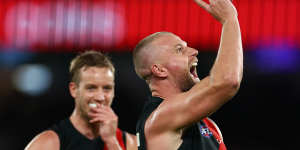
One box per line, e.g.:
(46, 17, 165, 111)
(152, 33, 200, 92)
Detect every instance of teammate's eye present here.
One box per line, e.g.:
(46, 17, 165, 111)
(86, 85, 96, 91)
(103, 85, 113, 92)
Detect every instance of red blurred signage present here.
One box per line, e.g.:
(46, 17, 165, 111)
(0, 0, 299, 51)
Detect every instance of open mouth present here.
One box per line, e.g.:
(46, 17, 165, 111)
(190, 62, 199, 79)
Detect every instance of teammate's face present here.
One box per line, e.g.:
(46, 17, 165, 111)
(70, 67, 115, 119)
(154, 34, 200, 91)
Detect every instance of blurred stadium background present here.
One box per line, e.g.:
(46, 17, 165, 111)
(0, 0, 299, 149)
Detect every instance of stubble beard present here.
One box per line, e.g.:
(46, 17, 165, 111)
(180, 72, 196, 92)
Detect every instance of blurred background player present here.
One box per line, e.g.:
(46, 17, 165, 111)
(25, 51, 137, 150)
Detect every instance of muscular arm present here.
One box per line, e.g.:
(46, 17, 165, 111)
(210, 7, 243, 93)
(146, 0, 243, 133)
(25, 130, 60, 150)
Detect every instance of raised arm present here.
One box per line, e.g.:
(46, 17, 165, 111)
(147, 0, 243, 132)
(197, 0, 243, 91)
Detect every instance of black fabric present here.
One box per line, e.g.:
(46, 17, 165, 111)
(136, 96, 220, 150)
(177, 122, 219, 150)
(122, 131, 127, 148)
(50, 119, 104, 150)
(136, 96, 163, 150)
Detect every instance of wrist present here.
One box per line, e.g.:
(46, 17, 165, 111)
(103, 136, 118, 145)
(222, 16, 238, 24)
(103, 137, 122, 150)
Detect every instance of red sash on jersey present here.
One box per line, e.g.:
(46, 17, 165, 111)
(203, 118, 227, 150)
(103, 128, 126, 150)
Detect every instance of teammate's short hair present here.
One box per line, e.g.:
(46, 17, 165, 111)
(69, 50, 115, 85)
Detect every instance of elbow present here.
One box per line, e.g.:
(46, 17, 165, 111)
(211, 76, 241, 98)
(225, 76, 241, 91)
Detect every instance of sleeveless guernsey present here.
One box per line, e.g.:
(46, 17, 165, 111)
(136, 97, 226, 150)
(50, 119, 126, 150)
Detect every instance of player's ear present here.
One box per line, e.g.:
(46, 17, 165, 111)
(151, 64, 168, 78)
(69, 82, 78, 98)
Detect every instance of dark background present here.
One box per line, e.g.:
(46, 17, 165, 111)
(0, 0, 300, 150)
(1, 51, 299, 150)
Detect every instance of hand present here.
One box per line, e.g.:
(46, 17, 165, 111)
(194, 0, 237, 24)
(88, 105, 118, 143)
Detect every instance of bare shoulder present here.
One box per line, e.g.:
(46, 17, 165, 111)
(144, 96, 194, 149)
(125, 132, 137, 150)
(25, 130, 60, 150)
(144, 94, 183, 134)
(144, 91, 194, 132)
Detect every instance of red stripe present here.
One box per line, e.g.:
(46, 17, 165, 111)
(203, 118, 226, 150)
(103, 128, 126, 150)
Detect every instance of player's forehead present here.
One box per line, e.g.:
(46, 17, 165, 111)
(152, 33, 187, 47)
(79, 66, 114, 83)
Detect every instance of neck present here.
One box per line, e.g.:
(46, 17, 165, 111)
(70, 108, 98, 140)
(150, 77, 181, 100)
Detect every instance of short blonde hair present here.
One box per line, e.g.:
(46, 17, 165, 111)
(69, 50, 115, 85)
(133, 32, 172, 79)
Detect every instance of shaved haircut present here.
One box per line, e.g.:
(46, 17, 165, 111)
(133, 32, 173, 79)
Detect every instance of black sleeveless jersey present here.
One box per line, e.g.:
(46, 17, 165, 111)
(136, 96, 226, 150)
(50, 119, 126, 150)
